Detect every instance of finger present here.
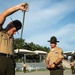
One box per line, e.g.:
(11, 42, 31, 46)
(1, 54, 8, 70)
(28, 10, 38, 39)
(22, 2, 28, 7)
(22, 3, 29, 11)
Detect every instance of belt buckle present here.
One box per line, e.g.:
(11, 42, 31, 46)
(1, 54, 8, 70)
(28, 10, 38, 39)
(6, 54, 13, 58)
(7, 54, 9, 57)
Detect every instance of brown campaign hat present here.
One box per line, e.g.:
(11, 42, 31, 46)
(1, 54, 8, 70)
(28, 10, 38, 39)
(12, 20, 22, 31)
(48, 36, 59, 43)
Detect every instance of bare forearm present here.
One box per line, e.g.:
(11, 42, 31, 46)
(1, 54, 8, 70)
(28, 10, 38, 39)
(46, 60, 49, 66)
(0, 5, 19, 25)
(0, 3, 28, 25)
(2, 5, 20, 17)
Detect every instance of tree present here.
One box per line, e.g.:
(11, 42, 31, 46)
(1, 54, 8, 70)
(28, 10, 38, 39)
(14, 38, 50, 51)
(14, 38, 50, 62)
(14, 38, 26, 49)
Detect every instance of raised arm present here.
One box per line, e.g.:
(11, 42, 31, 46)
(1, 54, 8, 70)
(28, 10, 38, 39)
(0, 3, 28, 26)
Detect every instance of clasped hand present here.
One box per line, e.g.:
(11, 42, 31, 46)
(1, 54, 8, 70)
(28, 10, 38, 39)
(46, 64, 55, 69)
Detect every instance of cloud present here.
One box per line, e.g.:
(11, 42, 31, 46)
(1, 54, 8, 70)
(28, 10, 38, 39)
(20, 0, 75, 51)
(25, 23, 75, 51)
(1, 0, 75, 51)
(24, 0, 75, 31)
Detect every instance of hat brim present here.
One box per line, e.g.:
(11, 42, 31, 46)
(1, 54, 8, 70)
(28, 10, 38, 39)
(47, 40, 60, 42)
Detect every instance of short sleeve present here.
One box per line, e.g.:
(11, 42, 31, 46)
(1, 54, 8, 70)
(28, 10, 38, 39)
(0, 31, 2, 43)
(46, 52, 50, 61)
(59, 49, 64, 58)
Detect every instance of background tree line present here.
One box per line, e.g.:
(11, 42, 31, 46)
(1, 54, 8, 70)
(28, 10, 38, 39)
(14, 38, 50, 52)
(14, 38, 50, 62)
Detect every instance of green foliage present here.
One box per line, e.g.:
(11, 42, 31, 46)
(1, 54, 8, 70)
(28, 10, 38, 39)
(14, 38, 26, 49)
(14, 38, 50, 52)
(14, 38, 50, 62)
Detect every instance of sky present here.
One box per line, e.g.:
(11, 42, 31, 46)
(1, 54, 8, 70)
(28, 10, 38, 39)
(0, 0, 75, 52)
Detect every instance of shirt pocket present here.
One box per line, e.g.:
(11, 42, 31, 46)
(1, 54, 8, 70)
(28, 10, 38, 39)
(53, 51, 59, 57)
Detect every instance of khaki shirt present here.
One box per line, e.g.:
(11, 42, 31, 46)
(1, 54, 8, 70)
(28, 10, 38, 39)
(0, 30, 14, 55)
(46, 46, 64, 65)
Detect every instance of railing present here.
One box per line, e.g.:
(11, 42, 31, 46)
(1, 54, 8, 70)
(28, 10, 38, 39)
(15, 62, 46, 71)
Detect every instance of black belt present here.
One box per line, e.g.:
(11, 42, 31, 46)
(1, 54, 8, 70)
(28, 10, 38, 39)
(47, 66, 63, 71)
(0, 53, 14, 58)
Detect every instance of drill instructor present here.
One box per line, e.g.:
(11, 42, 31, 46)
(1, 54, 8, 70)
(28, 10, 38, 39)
(0, 3, 28, 75)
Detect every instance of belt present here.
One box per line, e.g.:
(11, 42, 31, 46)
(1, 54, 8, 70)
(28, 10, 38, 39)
(0, 53, 14, 58)
(47, 66, 63, 71)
